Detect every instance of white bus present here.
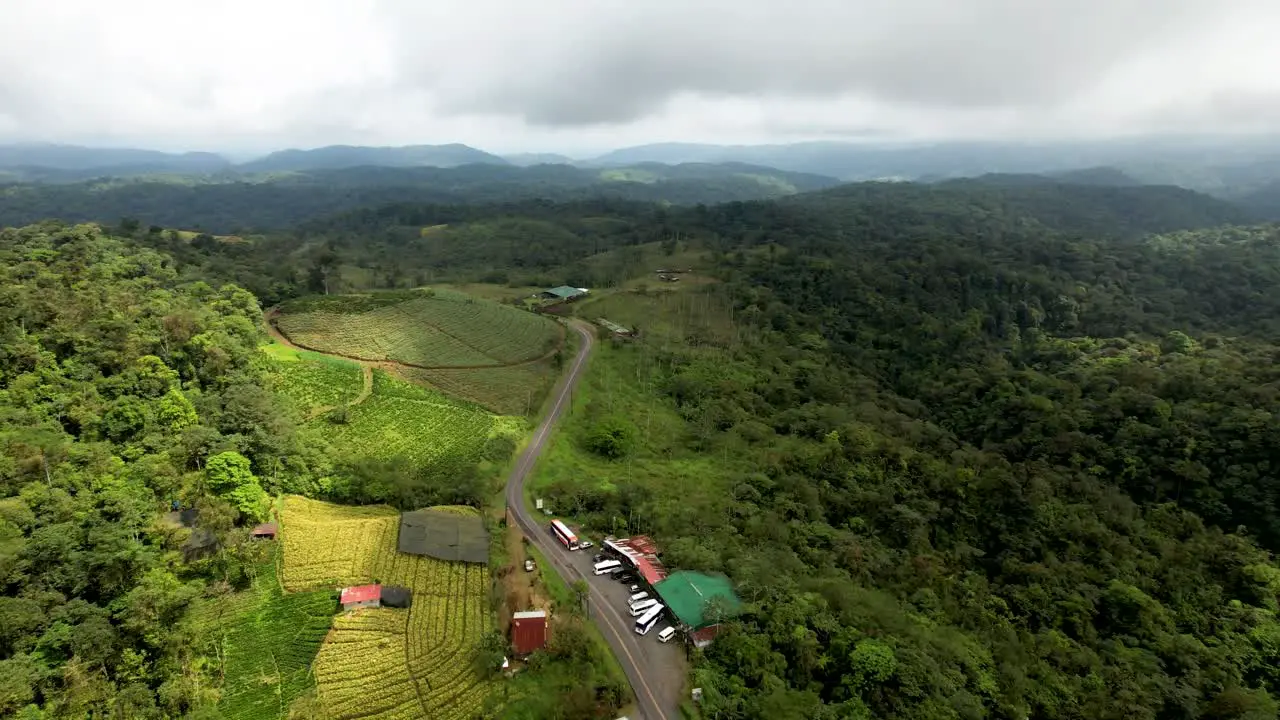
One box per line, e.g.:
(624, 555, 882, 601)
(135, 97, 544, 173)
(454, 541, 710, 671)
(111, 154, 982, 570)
(626, 592, 650, 607)
(550, 520, 579, 550)
(593, 559, 623, 575)
(634, 603, 665, 635)
(629, 599, 658, 616)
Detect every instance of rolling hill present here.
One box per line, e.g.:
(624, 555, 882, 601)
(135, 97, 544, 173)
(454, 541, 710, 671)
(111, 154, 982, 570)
(236, 143, 510, 172)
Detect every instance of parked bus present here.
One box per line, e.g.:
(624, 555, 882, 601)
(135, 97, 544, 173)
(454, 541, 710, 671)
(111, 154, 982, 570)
(550, 520, 579, 550)
(593, 559, 623, 575)
(626, 592, 650, 607)
(634, 603, 665, 635)
(629, 599, 659, 616)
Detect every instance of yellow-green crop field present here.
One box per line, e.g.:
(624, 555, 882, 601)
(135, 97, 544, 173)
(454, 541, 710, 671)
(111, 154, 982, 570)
(275, 292, 560, 367)
(282, 496, 495, 720)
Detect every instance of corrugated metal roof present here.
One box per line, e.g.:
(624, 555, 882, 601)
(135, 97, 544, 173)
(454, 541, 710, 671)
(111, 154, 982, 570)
(511, 611, 548, 654)
(513, 610, 547, 619)
(543, 285, 586, 298)
(610, 536, 668, 585)
(340, 584, 381, 605)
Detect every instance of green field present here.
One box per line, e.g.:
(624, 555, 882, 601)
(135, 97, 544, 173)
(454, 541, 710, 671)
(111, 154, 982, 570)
(275, 290, 561, 367)
(396, 358, 558, 415)
(325, 371, 511, 465)
(263, 342, 364, 415)
(190, 546, 337, 720)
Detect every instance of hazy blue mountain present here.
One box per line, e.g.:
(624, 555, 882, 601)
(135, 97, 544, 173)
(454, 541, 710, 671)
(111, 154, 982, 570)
(1048, 166, 1142, 186)
(0, 143, 229, 174)
(236, 144, 510, 172)
(589, 137, 1280, 187)
(596, 161, 839, 193)
(502, 152, 576, 166)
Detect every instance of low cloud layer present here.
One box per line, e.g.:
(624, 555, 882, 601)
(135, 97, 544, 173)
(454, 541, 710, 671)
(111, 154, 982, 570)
(0, 0, 1276, 153)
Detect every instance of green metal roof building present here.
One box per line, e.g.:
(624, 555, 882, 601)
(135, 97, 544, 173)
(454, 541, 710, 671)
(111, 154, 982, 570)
(541, 285, 588, 300)
(653, 571, 743, 629)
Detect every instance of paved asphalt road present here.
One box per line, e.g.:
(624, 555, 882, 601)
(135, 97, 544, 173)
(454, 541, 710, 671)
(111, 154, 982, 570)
(504, 320, 685, 720)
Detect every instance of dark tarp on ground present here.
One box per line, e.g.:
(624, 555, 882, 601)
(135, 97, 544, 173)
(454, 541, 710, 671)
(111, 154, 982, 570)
(380, 585, 412, 608)
(397, 510, 489, 564)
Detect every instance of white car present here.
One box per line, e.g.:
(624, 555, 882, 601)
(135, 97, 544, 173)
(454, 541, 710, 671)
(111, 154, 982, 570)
(579, 540, 594, 549)
(657, 627, 676, 643)
(523, 559, 535, 572)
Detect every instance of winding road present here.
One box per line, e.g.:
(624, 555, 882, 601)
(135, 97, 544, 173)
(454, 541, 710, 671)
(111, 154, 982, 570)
(504, 320, 685, 720)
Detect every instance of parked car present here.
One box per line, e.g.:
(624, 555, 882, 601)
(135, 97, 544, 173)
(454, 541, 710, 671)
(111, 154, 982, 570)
(579, 540, 594, 549)
(592, 553, 605, 563)
(615, 573, 636, 584)
(628, 584, 640, 593)
(523, 559, 535, 572)
(657, 627, 676, 643)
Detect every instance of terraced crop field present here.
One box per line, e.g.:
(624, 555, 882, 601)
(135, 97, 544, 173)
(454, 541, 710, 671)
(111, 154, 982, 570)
(281, 496, 496, 720)
(190, 546, 337, 720)
(396, 358, 558, 415)
(325, 371, 511, 465)
(275, 291, 561, 368)
(262, 342, 363, 415)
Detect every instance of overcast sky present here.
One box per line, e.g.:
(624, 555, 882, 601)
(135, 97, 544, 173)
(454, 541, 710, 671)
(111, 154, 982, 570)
(1, 0, 1277, 155)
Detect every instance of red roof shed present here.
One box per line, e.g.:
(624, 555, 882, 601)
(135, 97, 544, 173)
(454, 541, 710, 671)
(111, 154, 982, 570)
(251, 522, 278, 539)
(340, 584, 381, 608)
(511, 610, 548, 655)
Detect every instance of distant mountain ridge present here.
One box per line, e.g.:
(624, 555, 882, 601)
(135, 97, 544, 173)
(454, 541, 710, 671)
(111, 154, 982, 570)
(237, 144, 509, 172)
(0, 162, 843, 233)
(4, 138, 1280, 207)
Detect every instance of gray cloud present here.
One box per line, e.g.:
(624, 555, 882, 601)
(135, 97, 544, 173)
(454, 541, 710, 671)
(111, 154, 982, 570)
(0, 0, 1275, 151)
(417, 1, 1225, 126)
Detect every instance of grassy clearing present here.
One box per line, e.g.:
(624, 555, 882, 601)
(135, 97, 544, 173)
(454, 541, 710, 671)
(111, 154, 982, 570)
(579, 286, 739, 348)
(189, 545, 336, 720)
(275, 291, 560, 367)
(281, 496, 496, 720)
(528, 339, 738, 537)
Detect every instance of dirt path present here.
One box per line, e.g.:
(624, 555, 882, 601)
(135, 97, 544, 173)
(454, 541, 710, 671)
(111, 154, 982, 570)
(264, 317, 376, 420)
(298, 364, 373, 421)
(264, 307, 566, 371)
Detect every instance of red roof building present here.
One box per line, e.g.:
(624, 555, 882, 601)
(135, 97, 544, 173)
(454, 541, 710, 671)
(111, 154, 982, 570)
(689, 624, 722, 649)
(511, 610, 548, 655)
(340, 584, 382, 610)
(251, 522, 278, 539)
(605, 536, 668, 585)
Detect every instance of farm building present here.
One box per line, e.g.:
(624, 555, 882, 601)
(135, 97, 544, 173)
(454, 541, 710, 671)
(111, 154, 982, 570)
(340, 584, 381, 611)
(540, 286, 588, 301)
(604, 536, 668, 586)
(595, 318, 634, 337)
(510, 610, 548, 654)
(398, 509, 489, 564)
(653, 571, 742, 642)
(250, 522, 277, 539)
(380, 585, 412, 608)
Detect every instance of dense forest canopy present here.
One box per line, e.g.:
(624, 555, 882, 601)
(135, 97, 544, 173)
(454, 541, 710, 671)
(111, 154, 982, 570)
(0, 162, 841, 233)
(5, 173, 1280, 719)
